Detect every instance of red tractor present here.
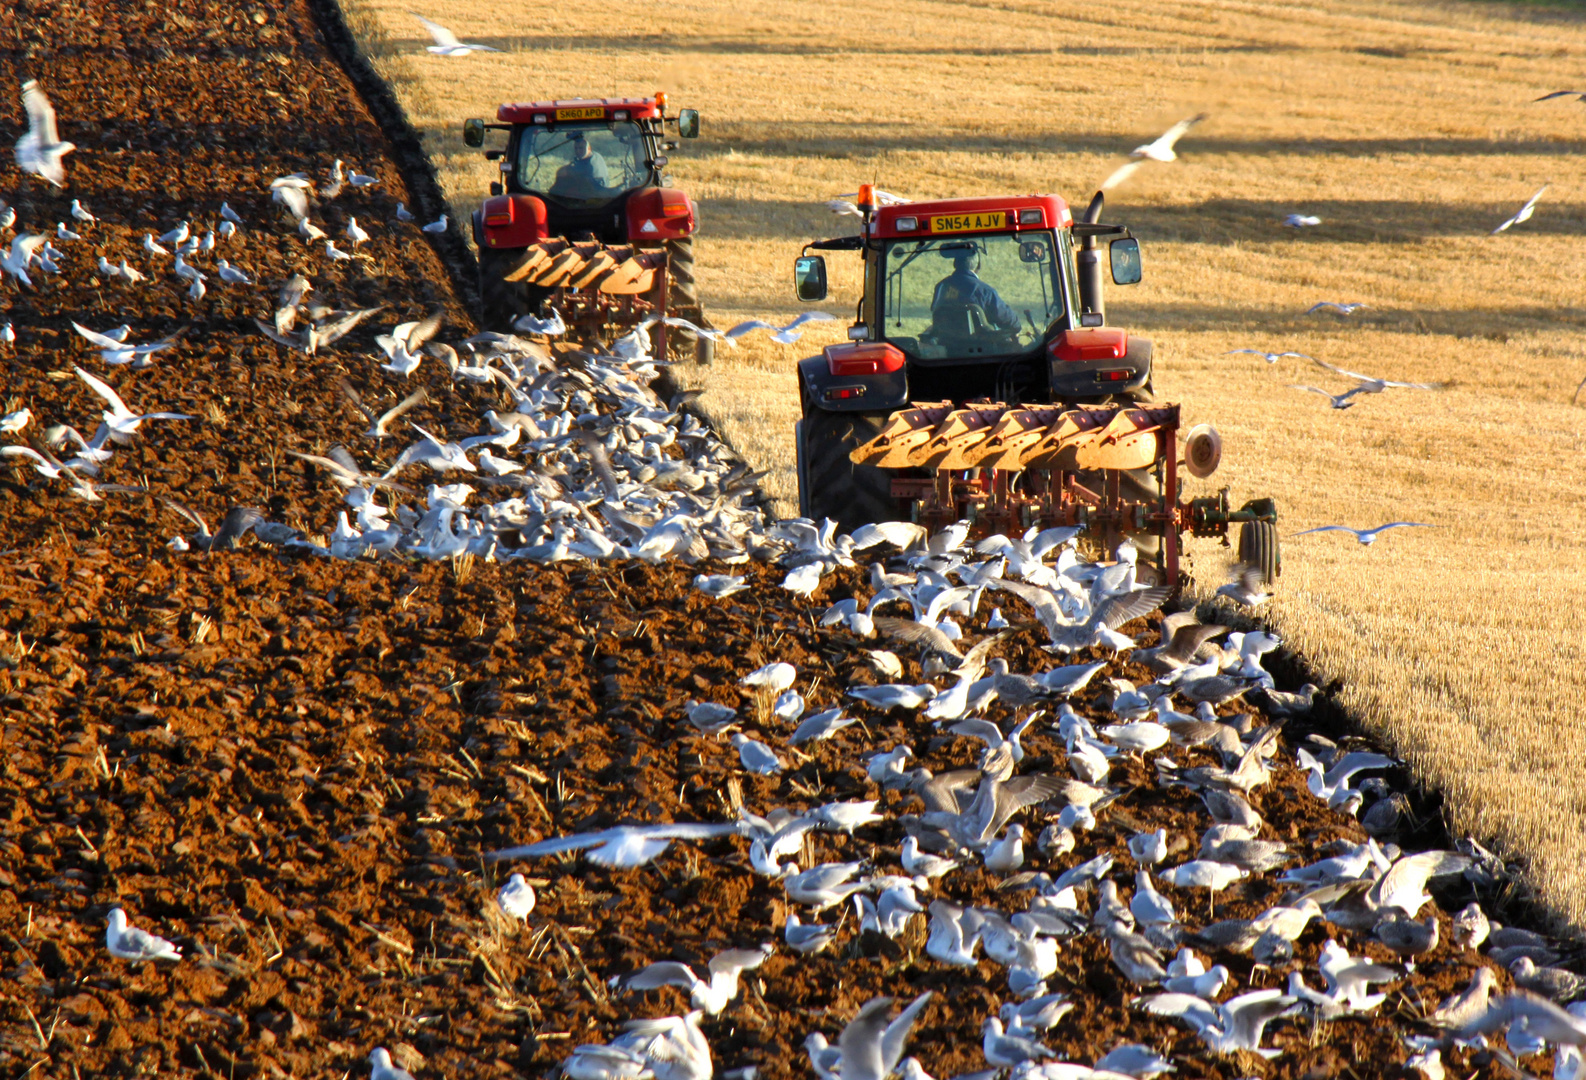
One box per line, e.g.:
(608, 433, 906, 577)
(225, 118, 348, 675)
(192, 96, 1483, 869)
(461, 94, 710, 358)
(791, 187, 1278, 585)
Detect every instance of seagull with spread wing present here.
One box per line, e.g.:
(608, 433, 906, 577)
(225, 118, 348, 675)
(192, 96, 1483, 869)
(1492, 185, 1548, 234)
(726, 311, 838, 344)
(1291, 522, 1435, 545)
(1101, 113, 1208, 190)
(1310, 357, 1443, 393)
(14, 80, 75, 187)
(74, 366, 194, 442)
(409, 13, 501, 54)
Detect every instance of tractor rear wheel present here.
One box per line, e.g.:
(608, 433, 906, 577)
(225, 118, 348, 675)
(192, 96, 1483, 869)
(666, 236, 705, 359)
(799, 406, 906, 532)
(478, 247, 551, 333)
(1238, 520, 1281, 583)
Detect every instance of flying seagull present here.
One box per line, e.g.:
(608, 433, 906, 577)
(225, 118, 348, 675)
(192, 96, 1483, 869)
(14, 80, 75, 187)
(1492, 185, 1547, 234)
(1227, 349, 1314, 364)
(1534, 90, 1586, 103)
(1102, 113, 1209, 190)
(1291, 522, 1435, 545)
(1288, 384, 1369, 409)
(1282, 214, 1321, 227)
(409, 13, 502, 55)
(1309, 358, 1443, 392)
(1305, 301, 1368, 315)
(726, 311, 838, 344)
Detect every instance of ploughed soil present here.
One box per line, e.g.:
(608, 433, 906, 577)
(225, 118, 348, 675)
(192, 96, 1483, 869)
(0, 1, 1537, 1078)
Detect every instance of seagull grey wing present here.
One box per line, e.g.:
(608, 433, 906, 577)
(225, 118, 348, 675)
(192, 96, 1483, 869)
(989, 577, 1065, 637)
(158, 496, 210, 536)
(650, 822, 741, 840)
(707, 947, 769, 979)
(410, 12, 463, 47)
(326, 444, 364, 475)
(948, 719, 1006, 748)
(255, 318, 306, 351)
(1094, 584, 1170, 629)
(916, 768, 981, 814)
(880, 992, 933, 1073)
(573, 431, 622, 498)
(211, 507, 265, 549)
(624, 961, 699, 991)
(1222, 991, 1294, 1048)
(871, 616, 964, 660)
(955, 629, 1011, 674)
(1166, 622, 1230, 662)
(406, 307, 445, 351)
(288, 451, 360, 482)
(1369, 850, 1470, 910)
(1504, 991, 1586, 1046)
(1138, 993, 1220, 1033)
(316, 306, 384, 347)
(984, 774, 1067, 836)
(22, 81, 60, 146)
(377, 387, 430, 431)
(837, 998, 895, 1080)
(485, 829, 616, 859)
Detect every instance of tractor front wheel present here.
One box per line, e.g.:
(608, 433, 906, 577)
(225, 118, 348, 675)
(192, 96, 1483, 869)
(798, 406, 906, 532)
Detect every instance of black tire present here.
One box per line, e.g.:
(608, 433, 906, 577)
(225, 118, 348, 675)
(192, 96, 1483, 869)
(666, 236, 703, 359)
(478, 247, 551, 333)
(1238, 520, 1281, 583)
(799, 407, 906, 532)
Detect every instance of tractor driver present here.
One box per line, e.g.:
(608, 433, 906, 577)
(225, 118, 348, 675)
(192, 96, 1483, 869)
(550, 132, 612, 198)
(931, 247, 1018, 335)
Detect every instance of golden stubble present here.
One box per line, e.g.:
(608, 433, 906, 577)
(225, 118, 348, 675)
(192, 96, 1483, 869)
(344, 0, 1586, 927)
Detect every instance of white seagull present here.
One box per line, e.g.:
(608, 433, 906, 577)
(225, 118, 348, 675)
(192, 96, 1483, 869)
(725, 311, 838, 345)
(14, 80, 75, 187)
(1226, 349, 1314, 364)
(74, 366, 195, 440)
(1102, 113, 1208, 190)
(1492, 185, 1548, 234)
(409, 13, 503, 54)
(485, 822, 739, 868)
(422, 214, 449, 234)
(1283, 214, 1321, 227)
(497, 873, 536, 919)
(1291, 522, 1435, 545)
(106, 907, 182, 962)
(1305, 301, 1367, 315)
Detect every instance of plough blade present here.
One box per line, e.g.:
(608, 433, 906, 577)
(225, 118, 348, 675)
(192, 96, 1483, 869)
(850, 402, 956, 467)
(503, 239, 666, 294)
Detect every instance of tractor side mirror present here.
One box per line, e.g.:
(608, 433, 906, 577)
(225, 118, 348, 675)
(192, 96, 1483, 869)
(462, 118, 486, 148)
(795, 255, 828, 302)
(1109, 237, 1142, 285)
(677, 109, 701, 139)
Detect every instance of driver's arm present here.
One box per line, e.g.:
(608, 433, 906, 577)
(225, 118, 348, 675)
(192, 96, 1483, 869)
(980, 285, 1020, 329)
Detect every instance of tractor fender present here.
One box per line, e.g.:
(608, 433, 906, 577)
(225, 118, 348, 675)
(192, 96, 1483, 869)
(625, 186, 695, 242)
(476, 194, 549, 251)
(1048, 331, 1153, 398)
(798, 352, 910, 414)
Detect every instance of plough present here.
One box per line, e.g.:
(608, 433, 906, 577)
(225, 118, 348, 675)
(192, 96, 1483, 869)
(849, 400, 1278, 586)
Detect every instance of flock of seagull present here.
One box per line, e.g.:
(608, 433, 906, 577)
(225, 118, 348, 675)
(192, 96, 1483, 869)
(460, 516, 1584, 1080)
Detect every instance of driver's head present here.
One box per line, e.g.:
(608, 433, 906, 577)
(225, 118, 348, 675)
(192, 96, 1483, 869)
(572, 133, 591, 160)
(951, 249, 980, 274)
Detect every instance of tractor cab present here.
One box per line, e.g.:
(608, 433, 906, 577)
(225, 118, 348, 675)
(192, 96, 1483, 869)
(463, 96, 701, 247)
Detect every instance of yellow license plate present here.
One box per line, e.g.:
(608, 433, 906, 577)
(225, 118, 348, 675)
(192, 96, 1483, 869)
(931, 211, 1007, 233)
(555, 107, 605, 120)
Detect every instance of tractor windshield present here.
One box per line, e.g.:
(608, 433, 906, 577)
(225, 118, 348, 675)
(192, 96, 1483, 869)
(879, 232, 1069, 359)
(516, 121, 651, 208)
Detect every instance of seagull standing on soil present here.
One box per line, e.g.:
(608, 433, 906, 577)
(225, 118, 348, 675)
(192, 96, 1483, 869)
(497, 873, 536, 920)
(106, 907, 182, 962)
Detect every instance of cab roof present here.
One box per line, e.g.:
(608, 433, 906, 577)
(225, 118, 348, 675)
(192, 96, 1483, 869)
(497, 98, 661, 124)
(872, 194, 1073, 239)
